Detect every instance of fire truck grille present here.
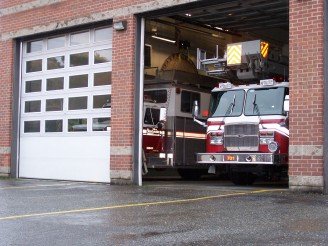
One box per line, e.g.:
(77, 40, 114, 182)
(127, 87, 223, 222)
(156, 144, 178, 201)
(224, 124, 259, 151)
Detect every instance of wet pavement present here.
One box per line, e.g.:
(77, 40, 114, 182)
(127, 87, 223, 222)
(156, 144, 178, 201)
(0, 178, 327, 245)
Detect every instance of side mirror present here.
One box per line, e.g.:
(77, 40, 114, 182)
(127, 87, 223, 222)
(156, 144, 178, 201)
(284, 95, 289, 114)
(192, 100, 207, 128)
(192, 100, 199, 118)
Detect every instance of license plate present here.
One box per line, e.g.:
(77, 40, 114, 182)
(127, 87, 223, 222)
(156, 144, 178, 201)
(224, 155, 237, 161)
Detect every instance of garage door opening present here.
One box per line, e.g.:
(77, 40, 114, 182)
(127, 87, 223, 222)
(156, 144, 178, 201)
(140, 0, 289, 185)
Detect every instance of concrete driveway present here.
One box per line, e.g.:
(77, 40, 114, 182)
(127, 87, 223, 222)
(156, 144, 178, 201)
(0, 178, 327, 245)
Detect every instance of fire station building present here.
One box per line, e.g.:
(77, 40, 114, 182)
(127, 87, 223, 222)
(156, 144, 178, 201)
(0, 0, 327, 192)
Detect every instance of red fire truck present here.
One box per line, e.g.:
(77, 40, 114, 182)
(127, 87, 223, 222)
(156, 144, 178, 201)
(142, 69, 213, 179)
(193, 79, 289, 184)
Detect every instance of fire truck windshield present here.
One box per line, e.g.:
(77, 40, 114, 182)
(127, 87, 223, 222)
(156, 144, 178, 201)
(244, 87, 286, 116)
(210, 90, 244, 117)
(144, 108, 160, 126)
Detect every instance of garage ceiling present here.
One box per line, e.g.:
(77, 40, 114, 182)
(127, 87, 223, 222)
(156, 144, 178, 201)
(146, 0, 288, 36)
(171, 0, 288, 32)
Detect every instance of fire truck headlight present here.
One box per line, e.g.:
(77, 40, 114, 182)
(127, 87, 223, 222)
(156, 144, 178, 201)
(268, 141, 279, 153)
(159, 153, 166, 158)
(210, 135, 223, 145)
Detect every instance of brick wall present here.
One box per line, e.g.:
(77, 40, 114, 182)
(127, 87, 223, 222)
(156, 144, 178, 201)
(1, 0, 326, 188)
(0, 0, 31, 8)
(0, 40, 13, 174)
(289, 0, 324, 191)
(110, 15, 136, 181)
(0, 0, 147, 35)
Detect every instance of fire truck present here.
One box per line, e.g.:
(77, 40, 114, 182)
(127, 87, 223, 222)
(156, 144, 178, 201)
(142, 68, 214, 179)
(193, 40, 289, 185)
(193, 80, 289, 184)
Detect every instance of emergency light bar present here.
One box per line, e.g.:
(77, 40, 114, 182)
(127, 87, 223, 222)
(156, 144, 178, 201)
(218, 82, 233, 89)
(260, 79, 276, 86)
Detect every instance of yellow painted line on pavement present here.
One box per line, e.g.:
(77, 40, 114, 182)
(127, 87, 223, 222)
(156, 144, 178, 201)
(0, 188, 285, 221)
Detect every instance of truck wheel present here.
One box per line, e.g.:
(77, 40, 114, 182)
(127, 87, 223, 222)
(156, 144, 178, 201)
(230, 172, 256, 185)
(177, 169, 202, 180)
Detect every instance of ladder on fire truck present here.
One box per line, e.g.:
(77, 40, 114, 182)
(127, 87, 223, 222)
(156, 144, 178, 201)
(197, 45, 228, 77)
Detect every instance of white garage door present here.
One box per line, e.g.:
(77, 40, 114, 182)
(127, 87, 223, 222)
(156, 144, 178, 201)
(19, 27, 112, 182)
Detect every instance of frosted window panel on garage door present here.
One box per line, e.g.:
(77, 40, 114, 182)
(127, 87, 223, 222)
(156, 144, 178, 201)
(25, 80, 42, 93)
(68, 118, 87, 132)
(46, 77, 64, 91)
(47, 36, 65, 50)
(45, 119, 63, 132)
(94, 49, 111, 64)
(69, 96, 88, 110)
(70, 52, 89, 67)
(26, 40, 42, 53)
(69, 74, 88, 89)
(95, 27, 112, 42)
(25, 100, 41, 113)
(70, 31, 89, 46)
(93, 95, 110, 108)
(93, 117, 110, 131)
(24, 121, 40, 133)
(94, 72, 111, 86)
(47, 56, 65, 70)
(46, 98, 63, 111)
(26, 59, 42, 73)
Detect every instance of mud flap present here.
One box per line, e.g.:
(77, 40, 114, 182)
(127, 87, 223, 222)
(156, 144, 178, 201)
(208, 165, 216, 174)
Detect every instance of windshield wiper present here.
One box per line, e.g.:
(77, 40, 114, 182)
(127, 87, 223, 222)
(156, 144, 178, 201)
(228, 94, 236, 115)
(253, 94, 266, 129)
(219, 94, 236, 130)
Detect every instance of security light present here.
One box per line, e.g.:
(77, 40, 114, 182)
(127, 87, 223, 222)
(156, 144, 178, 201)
(113, 21, 127, 31)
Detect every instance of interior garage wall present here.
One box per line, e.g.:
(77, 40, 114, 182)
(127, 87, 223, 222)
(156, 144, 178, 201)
(289, 0, 325, 191)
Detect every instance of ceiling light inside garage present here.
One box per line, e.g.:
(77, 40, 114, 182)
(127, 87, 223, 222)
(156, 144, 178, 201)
(151, 34, 176, 44)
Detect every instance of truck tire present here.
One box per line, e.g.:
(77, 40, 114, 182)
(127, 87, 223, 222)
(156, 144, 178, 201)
(177, 169, 202, 180)
(230, 172, 256, 185)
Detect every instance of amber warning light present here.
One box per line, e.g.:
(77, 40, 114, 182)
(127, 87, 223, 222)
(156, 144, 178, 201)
(260, 41, 269, 59)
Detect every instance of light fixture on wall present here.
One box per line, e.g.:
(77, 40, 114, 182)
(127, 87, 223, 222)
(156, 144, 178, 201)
(151, 34, 176, 44)
(113, 20, 127, 31)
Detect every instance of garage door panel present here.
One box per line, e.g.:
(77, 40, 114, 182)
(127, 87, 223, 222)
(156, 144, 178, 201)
(19, 136, 110, 182)
(20, 27, 112, 182)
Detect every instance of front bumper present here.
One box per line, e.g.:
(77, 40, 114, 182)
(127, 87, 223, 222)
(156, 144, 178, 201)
(196, 153, 287, 165)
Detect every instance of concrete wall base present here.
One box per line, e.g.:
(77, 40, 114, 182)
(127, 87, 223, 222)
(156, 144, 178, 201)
(110, 170, 132, 185)
(289, 175, 324, 193)
(0, 166, 10, 176)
